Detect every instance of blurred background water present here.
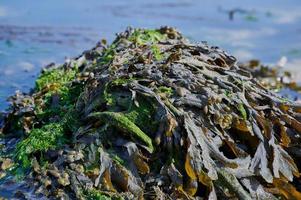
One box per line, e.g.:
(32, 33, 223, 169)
(0, 0, 300, 111)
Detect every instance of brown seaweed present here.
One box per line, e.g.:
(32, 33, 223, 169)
(1, 27, 301, 199)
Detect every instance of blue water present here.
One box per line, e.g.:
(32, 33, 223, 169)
(0, 0, 301, 110)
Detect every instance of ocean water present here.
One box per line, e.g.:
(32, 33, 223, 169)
(0, 0, 300, 110)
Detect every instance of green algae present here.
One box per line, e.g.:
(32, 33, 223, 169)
(2, 27, 300, 199)
(84, 189, 111, 200)
(103, 83, 116, 107)
(14, 108, 79, 170)
(101, 78, 158, 134)
(128, 29, 166, 45)
(151, 45, 164, 61)
(104, 78, 135, 107)
(107, 150, 125, 166)
(111, 77, 136, 86)
(34, 64, 82, 122)
(156, 86, 173, 97)
(35, 83, 83, 120)
(237, 103, 247, 120)
(14, 65, 82, 170)
(89, 112, 154, 153)
(15, 123, 66, 168)
(97, 28, 165, 66)
(35, 67, 77, 91)
(83, 189, 123, 200)
(129, 29, 166, 60)
(125, 97, 158, 134)
(99, 43, 117, 65)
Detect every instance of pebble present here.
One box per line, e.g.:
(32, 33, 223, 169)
(176, 87, 186, 97)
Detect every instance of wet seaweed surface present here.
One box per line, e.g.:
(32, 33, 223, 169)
(1, 27, 301, 199)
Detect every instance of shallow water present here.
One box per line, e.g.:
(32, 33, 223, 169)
(0, 0, 301, 110)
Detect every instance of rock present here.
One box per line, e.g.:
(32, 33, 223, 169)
(175, 87, 187, 97)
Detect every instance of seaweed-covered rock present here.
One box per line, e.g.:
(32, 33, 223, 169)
(1, 27, 301, 199)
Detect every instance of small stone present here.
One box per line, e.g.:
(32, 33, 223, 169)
(203, 105, 208, 114)
(89, 72, 95, 79)
(176, 87, 186, 97)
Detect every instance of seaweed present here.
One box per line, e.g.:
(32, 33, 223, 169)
(15, 123, 66, 168)
(35, 67, 77, 91)
(89, 112, 154, 153)
(1, 27, 301, 200)
(128, 29, 166, 45)
(83, 188, 123, 200)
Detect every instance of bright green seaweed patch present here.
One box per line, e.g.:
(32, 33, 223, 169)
(97, 29, 165, 67)
(34, 65, 82, 121)
(128, 29, 166, 45)
(151, 45, 164, 61)
(102, 83, 116, 107)
(156, 86, 173, 97)
(237, 103, 247, 120)
(89, 112, 154, 153)
(101, 79, 158, 133)
(35, 83, 83, 120)
(16, 66, 82, 169)
(125, 98, 158, 134)
(35, 67, 77, 91)
(15, 123, 66, 168)
(102, 78, 135, 108)
(14, 108, 79, 169)
(99, 43, 117, 65)
(83, 189, 123, 200)
(107, 150, 125, 166)
(83, 189, 112, 200)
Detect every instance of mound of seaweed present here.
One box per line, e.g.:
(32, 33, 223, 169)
(1, 27, 301, 199)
